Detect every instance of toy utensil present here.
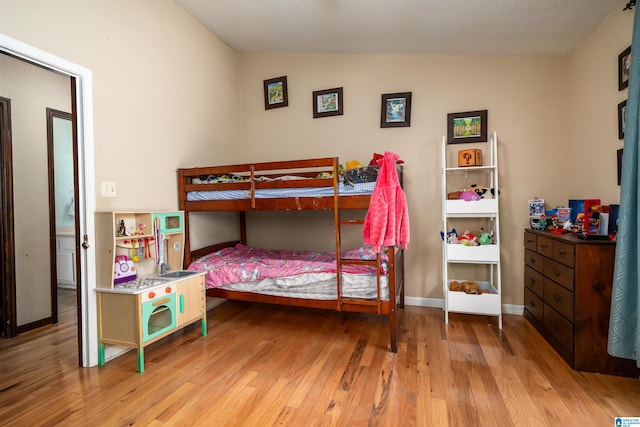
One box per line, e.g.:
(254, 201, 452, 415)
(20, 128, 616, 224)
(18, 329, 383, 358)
(131, 239, 141, 262)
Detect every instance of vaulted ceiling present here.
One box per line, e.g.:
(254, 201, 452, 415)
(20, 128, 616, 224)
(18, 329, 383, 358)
(175, 0, 623, 55)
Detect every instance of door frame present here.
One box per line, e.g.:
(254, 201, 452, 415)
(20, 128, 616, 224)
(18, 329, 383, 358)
(0, 96, 16, 339)
(0, 33, 98, 367)
(46, 108, 75, 328)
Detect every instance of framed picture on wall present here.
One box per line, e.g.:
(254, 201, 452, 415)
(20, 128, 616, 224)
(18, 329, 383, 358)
(313, 87, 343, 118)
(619, 100, 627, 140)
(447, 110, 488, 144)
(263, 76, 288, 110)
(619, 46, 631, 91)
(380, 92, 412, 128)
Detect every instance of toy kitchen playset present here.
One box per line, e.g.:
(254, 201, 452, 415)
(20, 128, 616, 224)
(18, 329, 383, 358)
(95, 211, 206, 373)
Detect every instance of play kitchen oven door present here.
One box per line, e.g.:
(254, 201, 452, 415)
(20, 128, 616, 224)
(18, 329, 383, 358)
(141, 284, 177, 342)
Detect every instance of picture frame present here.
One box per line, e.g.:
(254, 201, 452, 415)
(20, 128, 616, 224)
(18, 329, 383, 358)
(619, 46, 631, 91)
(618, 148, 623, 186)
(380, 92, 412, 128)
(312, 87, 343, 118)
(263, 76, 288, 110)
(618, 100, 627, 140)
(447, 109, 488, 144)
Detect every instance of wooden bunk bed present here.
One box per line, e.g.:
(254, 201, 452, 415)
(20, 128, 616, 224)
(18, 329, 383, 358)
(177, 157, 405, 352)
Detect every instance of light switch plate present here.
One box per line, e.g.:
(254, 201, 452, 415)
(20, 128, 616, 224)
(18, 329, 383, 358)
(101, 181, 117, 197)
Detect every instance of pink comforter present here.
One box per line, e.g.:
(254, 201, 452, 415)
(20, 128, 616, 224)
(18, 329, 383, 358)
(187, 244, 387, 288)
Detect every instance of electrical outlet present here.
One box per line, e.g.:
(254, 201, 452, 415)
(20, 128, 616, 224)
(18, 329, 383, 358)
(101, 181, 117, 197)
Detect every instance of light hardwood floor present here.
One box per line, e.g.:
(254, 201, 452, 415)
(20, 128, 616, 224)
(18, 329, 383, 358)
(1, 289, 639, 426)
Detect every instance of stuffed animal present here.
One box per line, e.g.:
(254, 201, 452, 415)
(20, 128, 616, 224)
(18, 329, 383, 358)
(478, 231, 494, 245)
(459, 191, 481, 201)
(346, 160, 363, 170)
(462, 281, 481, 294)
(470, 184, 499, 199)
(440, 228, 459, 244)
(458, 230, 477, 246)
(449, 280, 485, 294)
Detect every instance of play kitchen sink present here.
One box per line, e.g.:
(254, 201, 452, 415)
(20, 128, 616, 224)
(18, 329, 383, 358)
(160, 270, 199, 279)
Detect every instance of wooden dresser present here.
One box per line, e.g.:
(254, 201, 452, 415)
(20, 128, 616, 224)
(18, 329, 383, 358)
(523, 229, 640, 377)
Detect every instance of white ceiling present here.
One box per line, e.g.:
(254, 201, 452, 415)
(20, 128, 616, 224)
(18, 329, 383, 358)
(174, 0, 624, 55)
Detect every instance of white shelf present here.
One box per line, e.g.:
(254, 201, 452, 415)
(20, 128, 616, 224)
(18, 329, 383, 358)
(446, 244, 500, 263)
(446, 280, 501, 316)
(445, 199, 498, 215)
(441, 131, 502, 328)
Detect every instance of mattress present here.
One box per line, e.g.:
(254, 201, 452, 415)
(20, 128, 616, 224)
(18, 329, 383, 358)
(187, 244, 389, 301)
(217, 272, 389, 300)
(186, 181, 375, 201)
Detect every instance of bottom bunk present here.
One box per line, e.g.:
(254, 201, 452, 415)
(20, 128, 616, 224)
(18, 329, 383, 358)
(186, 241, 405, 352)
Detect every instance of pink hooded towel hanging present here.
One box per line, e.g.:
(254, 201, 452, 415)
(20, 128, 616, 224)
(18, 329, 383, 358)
(363, 150, 410, 252)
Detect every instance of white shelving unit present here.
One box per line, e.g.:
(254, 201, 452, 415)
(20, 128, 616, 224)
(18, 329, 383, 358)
(441, 131, 502, 328)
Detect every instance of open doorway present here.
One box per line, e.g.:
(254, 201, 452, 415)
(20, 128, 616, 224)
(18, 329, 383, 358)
(0, 33, 97, 367)
(0, 56, 76, 340)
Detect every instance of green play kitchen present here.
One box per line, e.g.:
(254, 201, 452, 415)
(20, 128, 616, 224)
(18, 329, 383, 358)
(95, 211, 206, 373)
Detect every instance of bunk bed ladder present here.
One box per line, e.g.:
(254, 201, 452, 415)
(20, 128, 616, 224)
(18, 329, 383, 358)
(332, 159, 383, 314)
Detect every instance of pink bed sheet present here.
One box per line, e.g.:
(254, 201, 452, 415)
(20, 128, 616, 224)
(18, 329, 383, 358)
(187, 244, 387, 288)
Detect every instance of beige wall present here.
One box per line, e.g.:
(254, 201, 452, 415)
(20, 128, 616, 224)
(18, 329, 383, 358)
(567, 3, 633, 201)
(0, 0, 241, 212)
(0, 0, 633, 309)
(239, 54, 569, 304)
(237, 2, 634, 306)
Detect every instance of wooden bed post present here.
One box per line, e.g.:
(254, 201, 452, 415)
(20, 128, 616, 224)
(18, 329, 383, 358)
(387, 246, 398, 353)
(239, 212, 247, 245)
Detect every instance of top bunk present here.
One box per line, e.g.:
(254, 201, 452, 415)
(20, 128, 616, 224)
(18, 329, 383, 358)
(178, 157, 400, 212)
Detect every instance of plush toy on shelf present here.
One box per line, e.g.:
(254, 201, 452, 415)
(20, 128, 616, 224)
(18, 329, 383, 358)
(458, 230, 478, 246)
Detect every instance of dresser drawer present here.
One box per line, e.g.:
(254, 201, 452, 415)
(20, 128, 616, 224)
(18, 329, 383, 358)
(552, 241, 574, 268)
(525, 249, 544, 273)
(537, 236, 553, 258)
(544, 304, 574, 353)
(544, 279, 574, 321)
(524, 287, 543, 323)
(524, 232, 536, 251)
(524, 265, 543, 296)
(543, 259, 574, 291)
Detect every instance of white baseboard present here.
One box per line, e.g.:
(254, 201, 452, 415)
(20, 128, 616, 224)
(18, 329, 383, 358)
(404, 296, 523, 316)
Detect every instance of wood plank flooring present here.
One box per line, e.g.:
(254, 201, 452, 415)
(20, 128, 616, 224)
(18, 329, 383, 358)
(0, 288, 639, 426)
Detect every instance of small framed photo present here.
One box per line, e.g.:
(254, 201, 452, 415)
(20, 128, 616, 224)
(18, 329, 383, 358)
(313, 87, 343, 118)
(619, 100, 627, 140)
(263, 76, 288, 110)
(619, 46, 631, 91)
(618, 148, 623, 185)
(380, 92, 412, 128)
(447, 110, 488, 144)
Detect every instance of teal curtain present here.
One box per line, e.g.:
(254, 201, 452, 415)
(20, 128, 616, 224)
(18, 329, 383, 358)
(609, 5, 640, 368)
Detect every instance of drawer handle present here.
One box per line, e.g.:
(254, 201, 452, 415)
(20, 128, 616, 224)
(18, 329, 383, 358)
(553, 294, 561, 302)
(558, 250, 566, 255)
(529, 301, 536, 307)
(528, 278, 536, 285)
(540, 244, 549, 249)
(152, 297, 171, 306)
(526, 239, 533, 244)
(552, 268, 561, 277)
(529, 257, 537, 264)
